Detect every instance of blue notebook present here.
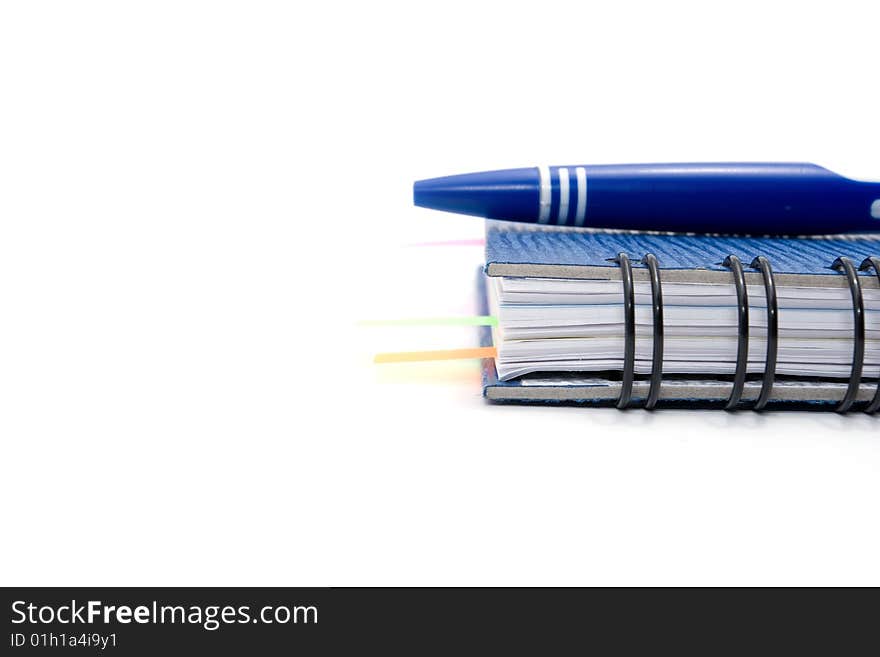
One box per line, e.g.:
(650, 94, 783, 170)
(479, 222, 880, 411)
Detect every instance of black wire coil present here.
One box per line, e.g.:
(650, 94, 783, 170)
(641, 253, 664, 410)
(722, 255, 750, 410)
(858, 256, 880, 413)
(611, 253, 664, 410)
(612, 253, 636, 409)
(749, 256, 779, 411)
(832, 256, 865, 413)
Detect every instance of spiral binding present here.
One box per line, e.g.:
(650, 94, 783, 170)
(831, 257, 864, 413)
(749, 256, 779, 411)
(858, 256, 880, 413)
(612, 253, 636, 409)
(722, 255, 749, 410)
(610, 251, 880, 412)
(642, 253, 664, 410)
(611, 252, 664, 410)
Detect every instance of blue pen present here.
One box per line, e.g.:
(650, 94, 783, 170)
(413, 163, 880, 235)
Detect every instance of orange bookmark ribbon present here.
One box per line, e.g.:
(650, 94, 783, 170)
(374, 347, 497, 364)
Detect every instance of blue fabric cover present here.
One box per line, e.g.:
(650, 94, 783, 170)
(485, 221, 880, 276)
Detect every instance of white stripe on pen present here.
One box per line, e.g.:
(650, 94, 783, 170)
(538, 165, 551, 224)
(574, 166, 587, 226)
(557, 167, 570, 225)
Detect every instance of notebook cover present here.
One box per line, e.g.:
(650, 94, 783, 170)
(485, 221, 880, 276)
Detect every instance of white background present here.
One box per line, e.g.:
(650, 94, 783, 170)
(1, 1, 879, 586)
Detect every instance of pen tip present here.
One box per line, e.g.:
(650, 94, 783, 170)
(412, 179, 421, 207)
(412, 168, 539, 222)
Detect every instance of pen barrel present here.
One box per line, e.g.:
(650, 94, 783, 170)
(555, 163, 880, 234)
(414, 163, 880, 234)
